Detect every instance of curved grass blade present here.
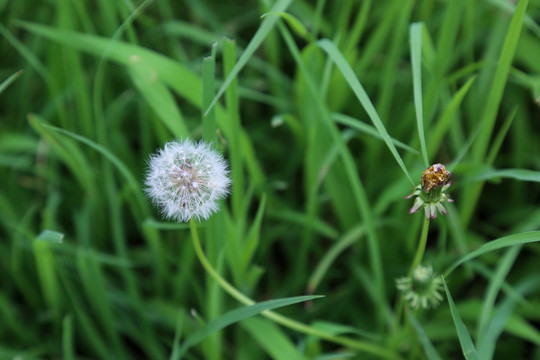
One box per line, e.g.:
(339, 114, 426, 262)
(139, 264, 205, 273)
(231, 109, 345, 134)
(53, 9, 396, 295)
(410, 22, 429, 166)
(0, 70, 23, 95)
(408, 312, 443, 360)
(444, 231, 540, 276)
(333, 113, 419, 153)
(443, 277, 480, 360)
(175, 295, 322, 358)
(317, 38, 415, 185)
(38, 121, 148, 216)
(476, 245, 521, 347)
(460, 168, 540, 185)
(204, 0, 293, 116)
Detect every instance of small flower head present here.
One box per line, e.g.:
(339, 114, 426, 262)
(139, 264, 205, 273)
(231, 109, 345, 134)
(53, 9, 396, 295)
(396, 264, 444, 310)
(145, 139, 230, 222)
(405, 163, 454, 219)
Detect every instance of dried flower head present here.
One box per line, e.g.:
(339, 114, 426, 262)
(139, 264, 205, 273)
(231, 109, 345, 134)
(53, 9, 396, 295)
(405, 163, 454, 219)
(396, 264, 444, 310)
(145, 140, 230, 222)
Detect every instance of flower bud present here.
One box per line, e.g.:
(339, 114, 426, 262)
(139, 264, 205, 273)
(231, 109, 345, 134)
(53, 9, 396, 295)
(396, 264, 444, 310)
(405, 163, 453, 220)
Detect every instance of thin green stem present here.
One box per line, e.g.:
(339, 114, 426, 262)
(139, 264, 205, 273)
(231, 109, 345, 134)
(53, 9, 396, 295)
(409, 217, 430, 276)
(393, 217, 430, 330)
(189, 219, 401, 359)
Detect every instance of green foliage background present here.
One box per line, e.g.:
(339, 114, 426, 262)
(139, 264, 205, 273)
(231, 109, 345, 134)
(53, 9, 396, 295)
(1, 0, 540, 359)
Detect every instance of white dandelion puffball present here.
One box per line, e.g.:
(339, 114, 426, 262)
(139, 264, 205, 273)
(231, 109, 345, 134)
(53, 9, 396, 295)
(145, 140, 231, 222)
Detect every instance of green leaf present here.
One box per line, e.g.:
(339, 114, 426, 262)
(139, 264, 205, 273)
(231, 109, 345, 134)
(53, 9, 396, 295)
(176, 295, 322, 358)
(472, 0, 529, 161)
(409, 22, 429, 166)
(445, 231, 540, 276)
(261, 11, 309, 39)
(242, 317, 305, 360)
(204, 0, 293, 115)
(408, 312, 443, 360)
(0, 70, 23, 95)
(36, 230, 64, 244)
(443, 278, 480, 360)
(332, 113, 419, 153)
(317, 38, 414, 186)
(128, 58, 189, 138)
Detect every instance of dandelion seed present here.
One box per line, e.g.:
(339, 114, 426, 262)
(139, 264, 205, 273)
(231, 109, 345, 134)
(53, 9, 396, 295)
(405, 163, 454, 220)
(396, 264, 444, 310)
(145, 139, 231, 222)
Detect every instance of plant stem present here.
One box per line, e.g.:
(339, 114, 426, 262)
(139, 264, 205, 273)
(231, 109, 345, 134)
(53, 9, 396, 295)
(409, 217, 430, 276)
(189, 219, 401, 359)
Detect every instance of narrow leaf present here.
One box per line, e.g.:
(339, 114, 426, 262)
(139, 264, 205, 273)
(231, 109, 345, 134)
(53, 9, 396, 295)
(443, 278, 480, 360)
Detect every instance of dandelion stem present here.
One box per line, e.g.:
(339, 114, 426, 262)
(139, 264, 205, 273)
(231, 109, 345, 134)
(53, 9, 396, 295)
(409, 217, 430, 276)
(189, 219, 401, 359)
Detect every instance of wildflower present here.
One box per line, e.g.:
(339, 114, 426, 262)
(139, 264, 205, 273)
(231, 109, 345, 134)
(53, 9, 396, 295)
(145, 139, 230, 222)
(405, 163, 454, 219)
(396, 265, 444, 310)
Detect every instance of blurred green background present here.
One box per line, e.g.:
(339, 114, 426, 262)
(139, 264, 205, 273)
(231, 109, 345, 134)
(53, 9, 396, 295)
(1, 0, 540, 359)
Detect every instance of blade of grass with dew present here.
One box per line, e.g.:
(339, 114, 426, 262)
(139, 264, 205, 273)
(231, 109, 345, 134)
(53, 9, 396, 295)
(476, 245, 521, 346)
(241, 317, 305, 360)
(0, 70, 23, 94)
(333, 113, 419, 153)
(443, 277, 480, 360)
(444, 231, 540, 276)
(204, 0, 293, 116)
(462, 0, 529, 224)
(176, 295, 322, 358)
(202, 43, 217, 144)
(408, 312, 443, 360)
(317, 38, 415, 186)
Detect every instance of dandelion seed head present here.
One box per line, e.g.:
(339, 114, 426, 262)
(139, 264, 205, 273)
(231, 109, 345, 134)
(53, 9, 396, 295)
(145, 139, 230, 222)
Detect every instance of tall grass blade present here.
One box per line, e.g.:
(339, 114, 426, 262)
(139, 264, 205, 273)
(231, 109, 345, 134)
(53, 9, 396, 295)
(443, 277, 480, 360)
(410, 22, 429, 166)
(317, 38, 415, 185)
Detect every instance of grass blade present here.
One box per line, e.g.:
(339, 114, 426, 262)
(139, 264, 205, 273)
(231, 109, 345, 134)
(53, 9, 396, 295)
(445, 231, 540, 276)
(176, 295, 322, 357)
(410, 22, 429, 166)
(204, 0, 293, 116)
(0, 70, 23, 95)
(317, 38, 415, 185)
(408, 312, 443, 360)
(443, 277, 480, 360)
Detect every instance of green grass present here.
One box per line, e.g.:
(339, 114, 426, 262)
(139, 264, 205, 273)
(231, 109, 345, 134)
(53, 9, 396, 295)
(1, 0, 540, 359)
